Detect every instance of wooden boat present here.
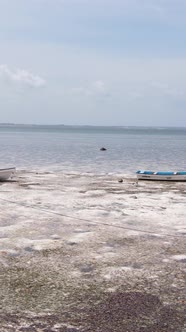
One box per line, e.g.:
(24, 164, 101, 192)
(0, 167, 16, 181)
(136, 170, 186, 181)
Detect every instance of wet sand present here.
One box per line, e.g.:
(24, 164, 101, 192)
(0, 170, 185, 331)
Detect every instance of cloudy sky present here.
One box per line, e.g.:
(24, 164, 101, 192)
(1, 0, 186, 126)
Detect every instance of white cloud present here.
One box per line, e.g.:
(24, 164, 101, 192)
(150, 82, 185, 97)
(70, 80, 108, 97)
(0, 65, 46, 88)
(92, 80, 105, 92)
(127, 79, 186, 103)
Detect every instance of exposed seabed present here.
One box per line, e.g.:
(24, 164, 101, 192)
(0, 170, 185, 331)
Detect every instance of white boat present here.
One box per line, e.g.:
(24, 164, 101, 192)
(136, 170, 186, 181)
(0, 167, 16, 181)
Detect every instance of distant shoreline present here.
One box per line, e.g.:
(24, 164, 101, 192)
(0, 123, 186, 129)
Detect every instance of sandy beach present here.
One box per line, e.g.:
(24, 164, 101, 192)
(0, 170, 185, 331)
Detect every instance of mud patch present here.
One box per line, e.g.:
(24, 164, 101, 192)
(1, 291, 185, 332)
(81, 291, 185, 331)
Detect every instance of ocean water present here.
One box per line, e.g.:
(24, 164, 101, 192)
(1, 125, 186, 175)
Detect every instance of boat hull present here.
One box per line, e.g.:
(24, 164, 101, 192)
(0, 168, 16, 181)
(136, 170, 186, 182)
(137, 174, 186, 181)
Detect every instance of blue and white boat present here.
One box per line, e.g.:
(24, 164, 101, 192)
(136, 170, 186, 181)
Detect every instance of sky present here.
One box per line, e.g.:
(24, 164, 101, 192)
(1, 0, 186, 126)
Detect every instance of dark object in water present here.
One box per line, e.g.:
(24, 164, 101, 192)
(100, 147, 107, 151)
(118, 179, 123, 183)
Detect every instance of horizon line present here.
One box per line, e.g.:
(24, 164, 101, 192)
(0, 123, 186, 129)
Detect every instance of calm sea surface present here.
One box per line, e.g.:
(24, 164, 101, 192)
(1, 125, 186, 175)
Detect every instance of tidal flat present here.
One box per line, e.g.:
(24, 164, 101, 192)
(0, 170, 185, 331)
